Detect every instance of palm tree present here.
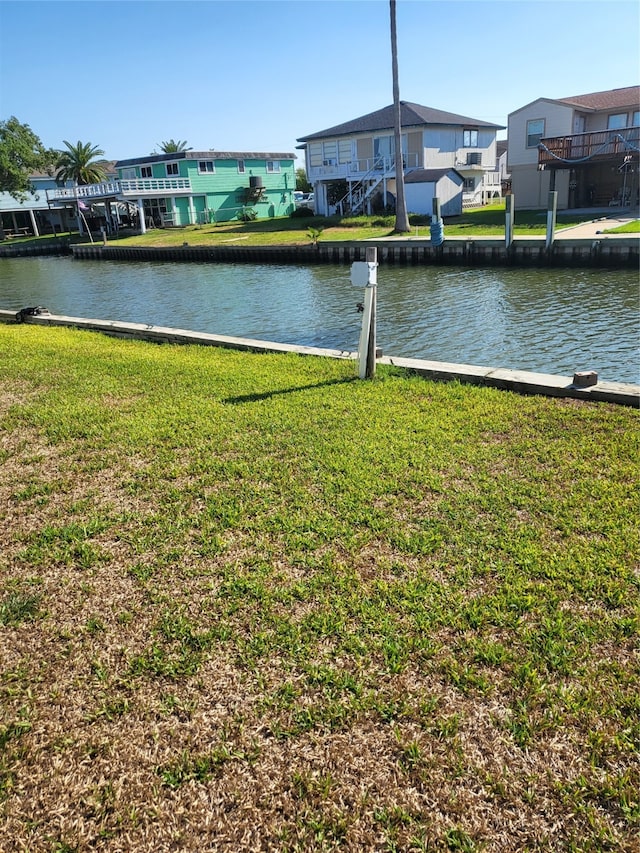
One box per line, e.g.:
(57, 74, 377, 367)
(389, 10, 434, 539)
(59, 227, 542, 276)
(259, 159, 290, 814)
(390, 0, 410, 232)
(158, 139, 192, 153)
(55, 140, 107, 185)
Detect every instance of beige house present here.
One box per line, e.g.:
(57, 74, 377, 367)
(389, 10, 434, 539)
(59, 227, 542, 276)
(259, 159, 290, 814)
(297, 102, 504, 217)
(507, 86, 640, 210)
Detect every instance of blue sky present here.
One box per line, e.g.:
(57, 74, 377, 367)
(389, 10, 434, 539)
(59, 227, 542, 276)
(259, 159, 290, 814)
(1, 0, 638, 165)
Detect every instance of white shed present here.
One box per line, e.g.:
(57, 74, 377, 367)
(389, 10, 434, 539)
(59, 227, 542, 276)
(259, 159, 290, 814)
(403, 168, 464, 216)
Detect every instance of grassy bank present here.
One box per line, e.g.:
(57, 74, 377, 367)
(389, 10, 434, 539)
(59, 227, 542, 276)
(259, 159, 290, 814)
(1, 325, 638, 851)
(3, 203, 638, 251)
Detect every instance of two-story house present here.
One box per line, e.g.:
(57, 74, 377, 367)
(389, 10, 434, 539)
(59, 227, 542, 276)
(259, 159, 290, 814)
(46, 150, 297, 232)
(507, 86, 640, 210)
(297, 101, 505, 217)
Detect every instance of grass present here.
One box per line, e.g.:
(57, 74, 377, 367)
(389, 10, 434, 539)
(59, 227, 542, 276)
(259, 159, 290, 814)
(0, 324, 639, 851)
(3, 202, 636, 249)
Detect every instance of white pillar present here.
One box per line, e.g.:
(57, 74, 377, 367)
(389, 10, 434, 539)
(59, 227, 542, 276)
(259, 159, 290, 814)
(29, 209, 40, 237)
(188, 196, 195, 225)
(137, 198, 146, 234)
(170, 197, 178, 226)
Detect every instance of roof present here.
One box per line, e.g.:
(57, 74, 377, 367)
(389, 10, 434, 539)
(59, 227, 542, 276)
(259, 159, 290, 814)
(557, 86, 639, 112)
(115, 151, 296, 168)
(404, 168, 463, 184)
(297, 101, 504, 142)
(509, 86, 640, 117)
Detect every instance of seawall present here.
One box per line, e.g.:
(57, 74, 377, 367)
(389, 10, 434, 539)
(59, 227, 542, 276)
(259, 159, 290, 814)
(0, 241, 72, 258)
(1, 309, 638, 407)
(65, 238, 638, 268)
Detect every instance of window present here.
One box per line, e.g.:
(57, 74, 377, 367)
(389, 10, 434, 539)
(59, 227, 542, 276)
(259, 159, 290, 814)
(463, 129, 478, 147)
(237, 159, 245, 173)
(463, 177, 476, 191)
(526, 119, 545, 148)
(308, 143, 322, 168)
(322, 141, 337, 165)
(121, 168, 136, 180)
(166, 162, 179, 176)
(632, 111, 640, 127)
(140, 166, 152, 178)
(338, 140, 352, 164)
(143, 198, 168, 227)
(198, 160, 215, 174)
(607, 113, 627, 130)
(266, 160, 280, 173)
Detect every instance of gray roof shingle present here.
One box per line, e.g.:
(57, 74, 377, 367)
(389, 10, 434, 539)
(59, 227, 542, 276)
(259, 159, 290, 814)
(298, 101, 504, 142)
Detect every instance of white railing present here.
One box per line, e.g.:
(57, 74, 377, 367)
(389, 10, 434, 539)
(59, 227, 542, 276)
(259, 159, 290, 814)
(46, 182, 122, 201)
(46, 177, 193, 203)
(483, 171, 502, 186)
(308, 153, 420, 180)
(119, 178, 191, 194)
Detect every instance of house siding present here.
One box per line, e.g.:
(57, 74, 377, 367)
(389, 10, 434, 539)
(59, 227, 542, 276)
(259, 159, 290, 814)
(508, 101, 575, 168)
(508, 88, 639, 210)
(116, 154, 296, 225)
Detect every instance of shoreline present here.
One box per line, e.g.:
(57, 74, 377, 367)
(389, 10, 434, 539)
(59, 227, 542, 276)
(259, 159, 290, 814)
(0, 233, 637, 267)
(2, 309, 638, 407)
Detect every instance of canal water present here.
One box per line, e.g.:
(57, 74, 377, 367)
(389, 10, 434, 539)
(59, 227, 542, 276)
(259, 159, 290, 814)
(1, 256, 638, 383)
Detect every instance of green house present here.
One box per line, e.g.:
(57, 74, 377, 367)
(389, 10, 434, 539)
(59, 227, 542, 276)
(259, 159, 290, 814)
(114, 150, 297, 229)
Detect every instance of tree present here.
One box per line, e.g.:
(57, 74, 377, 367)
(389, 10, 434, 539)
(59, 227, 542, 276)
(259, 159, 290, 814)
(296, 168, 311, 192)
(158, 139, 192, 153)
(0, 116, 53, 201)
(55, 140, 107, 185)
(390, 0, 410, 232)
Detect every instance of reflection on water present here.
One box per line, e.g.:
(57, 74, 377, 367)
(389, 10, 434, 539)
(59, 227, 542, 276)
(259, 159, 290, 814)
(0, 256, 638, 383)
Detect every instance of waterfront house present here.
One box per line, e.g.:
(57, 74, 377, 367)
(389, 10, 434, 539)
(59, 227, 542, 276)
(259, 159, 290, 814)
(507, 86, 640, 210)
(0, 163, 116, 238)
(297, 101, 505, 216)
(45, 150, 297, 233)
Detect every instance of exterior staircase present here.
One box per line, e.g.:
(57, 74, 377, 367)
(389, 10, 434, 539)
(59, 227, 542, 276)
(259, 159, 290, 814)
(335, 158, 397, 215)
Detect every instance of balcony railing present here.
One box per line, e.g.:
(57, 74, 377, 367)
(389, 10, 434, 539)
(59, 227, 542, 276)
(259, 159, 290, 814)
(46, 177, 193, 203)
(119, 177, 192, 195)
(46, 182, 122, 202)
(538, 126, 640, 168)
(308, 153, 420, 180)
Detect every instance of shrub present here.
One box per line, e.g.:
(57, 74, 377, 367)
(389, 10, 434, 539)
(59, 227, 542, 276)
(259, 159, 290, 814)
(237, 208, 257, 222)
(290, 207, 315, 219)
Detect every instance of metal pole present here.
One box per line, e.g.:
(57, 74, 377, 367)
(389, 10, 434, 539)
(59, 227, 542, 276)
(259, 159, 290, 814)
(365, 247, 377, 379)
(505, 193, 515, 249)
(546, 190, 557, 250)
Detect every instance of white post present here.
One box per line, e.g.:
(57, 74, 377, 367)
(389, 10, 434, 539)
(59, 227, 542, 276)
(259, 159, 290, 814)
(28, 209, 40, 237)
(188, 196, 195, 225)
(352, 246, 378, 379)
(137, 198, 146, 234)
(505, 194, 514, 249)
(546, 190, 557, 250)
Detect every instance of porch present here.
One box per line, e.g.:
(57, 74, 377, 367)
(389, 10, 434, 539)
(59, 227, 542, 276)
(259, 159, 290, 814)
(538, 126, 640, 169)
(46, 177, 193, 205)
(307, 154, 421, 182)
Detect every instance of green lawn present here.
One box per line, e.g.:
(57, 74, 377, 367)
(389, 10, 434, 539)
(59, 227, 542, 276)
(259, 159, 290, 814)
(1, 325, 638, 851)
(4, 202, 637, 249)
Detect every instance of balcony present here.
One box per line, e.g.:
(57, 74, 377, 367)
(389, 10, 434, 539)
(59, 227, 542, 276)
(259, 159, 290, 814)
(46, 182, 122, 202)
(118, 177, 192, 196)
(308, 153, 420, 181)
(46, 177, 193, 204)
(538, 126, 640, 169)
